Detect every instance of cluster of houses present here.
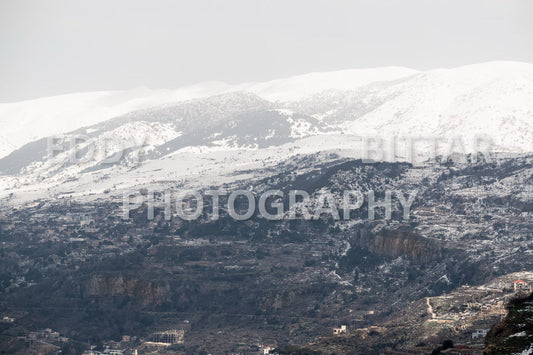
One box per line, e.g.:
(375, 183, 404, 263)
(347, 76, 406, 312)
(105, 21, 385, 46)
(82, 347, 126, 355)
(27, 328, 69, 343)
(80, 329, 186, 355)
(0, 200, 150, 289)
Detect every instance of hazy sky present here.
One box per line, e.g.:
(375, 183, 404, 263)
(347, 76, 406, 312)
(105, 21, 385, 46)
(1, 0, 532, 102)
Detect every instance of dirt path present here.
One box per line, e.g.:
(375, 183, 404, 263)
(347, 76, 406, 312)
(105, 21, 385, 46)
(426, 297, 436, 319)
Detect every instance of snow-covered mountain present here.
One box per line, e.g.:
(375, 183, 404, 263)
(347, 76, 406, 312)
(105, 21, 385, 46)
(292, 61, 533, 151)
(1, 61, 532, 204)
(0, 66, 416, 159)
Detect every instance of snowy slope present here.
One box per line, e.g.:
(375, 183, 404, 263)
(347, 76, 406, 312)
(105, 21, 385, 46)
(0, 83, 234, 159)
(242, 66, 418, 101)
(0, 67, 417, 159)
(291, 61, 533, 152)
(1, 61, 533, 204)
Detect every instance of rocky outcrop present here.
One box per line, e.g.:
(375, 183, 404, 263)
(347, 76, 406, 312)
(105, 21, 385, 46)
(358, 227, 444, 264)
(83, 273, 170, 306)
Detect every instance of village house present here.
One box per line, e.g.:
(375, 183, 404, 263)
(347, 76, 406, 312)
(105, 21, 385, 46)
(471, 329, 488, 339)
(513, 279, 528, 292)
(0, 316, 15, 323)
(333, 325, 347, 335)
(149, 329, 184, 344)
(83, 348, 124, 355)
(260, 345, 274, 354)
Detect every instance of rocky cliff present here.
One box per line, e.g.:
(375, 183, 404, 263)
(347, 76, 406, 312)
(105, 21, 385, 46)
(83, 273, 170, 306)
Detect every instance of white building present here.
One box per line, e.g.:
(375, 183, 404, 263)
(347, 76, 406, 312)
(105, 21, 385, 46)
(333, 325, 347, 335)
(472, 329, 488, 339)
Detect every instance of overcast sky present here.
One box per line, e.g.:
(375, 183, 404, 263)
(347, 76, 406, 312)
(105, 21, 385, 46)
(1, 0, 532, 102)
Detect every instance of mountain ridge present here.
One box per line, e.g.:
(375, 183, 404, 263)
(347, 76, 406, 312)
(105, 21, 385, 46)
(1, 62, 533, 205)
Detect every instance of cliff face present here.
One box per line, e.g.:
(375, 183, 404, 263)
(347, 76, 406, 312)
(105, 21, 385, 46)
(358, 227, 444, 264)
(83, 274, 170, 306)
